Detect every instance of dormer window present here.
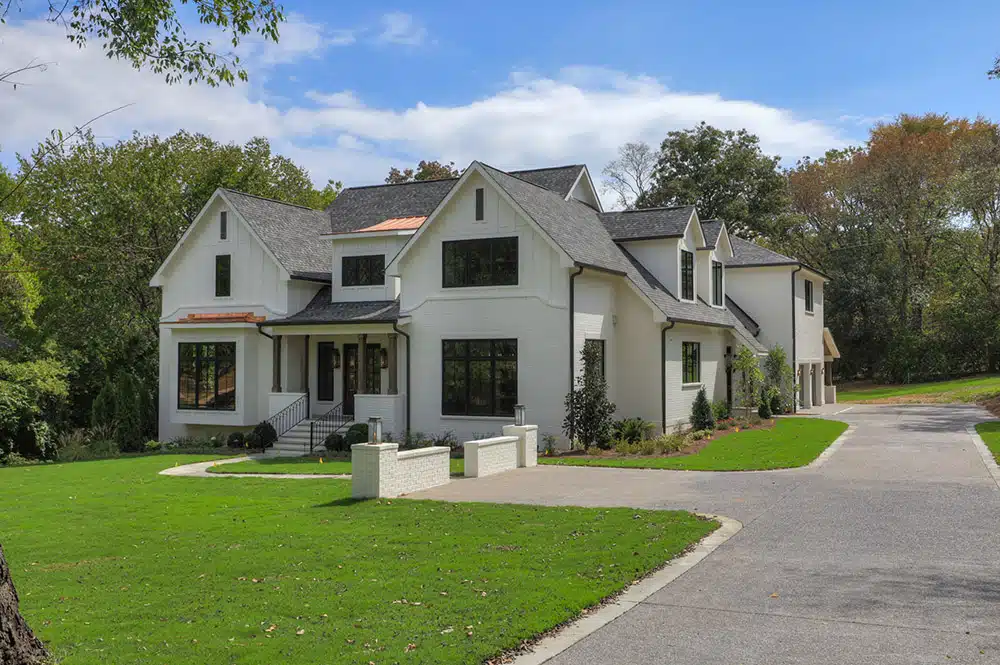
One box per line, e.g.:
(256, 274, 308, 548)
(475, 188, 485, 221)
(712, 260, 723, 306)
(220, 211, 228, 240)
(680, 250, 694, 301)
(805, 279, 814, 313)
(343, 255, 385, 287)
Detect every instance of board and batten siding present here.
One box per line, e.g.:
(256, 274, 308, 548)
(331, 235, 407, 302)
(795, 274, 825, 364)
(572, 272, 616, 402)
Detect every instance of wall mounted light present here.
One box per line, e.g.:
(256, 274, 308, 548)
(514, 404, 526, 426)
(380, 348, 389, 369)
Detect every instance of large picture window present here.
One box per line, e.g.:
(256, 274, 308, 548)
(682, 341, 701, 384)
(343, 255, 385, 287)
(178, 342, 236, 410)
(442, 237, 518, 288)
(681, 250, 694, 300)
(442, 339, 517, 416)
(712, 260, 724, 306)
(215, 255, 231, 297)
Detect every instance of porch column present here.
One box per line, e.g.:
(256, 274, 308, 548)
(801, 364, 813, 409)
(303, 335, 310, 417)
(358, 334, 368, 394)
(272, 334, 283, 392)
(387, 333, 398, 395)
(813, 362, 825, 406)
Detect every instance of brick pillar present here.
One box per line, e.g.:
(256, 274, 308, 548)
(502, 424, 538, 467)
(351, 443, 399, 498)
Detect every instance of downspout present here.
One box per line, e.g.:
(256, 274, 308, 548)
(392, 322, 411, 435)
(255, 323, 273, 340)
(660, 320, 676, 434)
(791, 265, 802, 413)
(568, 266, 585, 443)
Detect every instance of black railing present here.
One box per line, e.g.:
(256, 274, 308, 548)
(267, 393, 309, 439)
(309, 402, 352, 454)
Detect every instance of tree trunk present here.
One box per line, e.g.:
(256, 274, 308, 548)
(0, 543, 48, 665)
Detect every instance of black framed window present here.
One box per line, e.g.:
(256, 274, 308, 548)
(317, 342, 336, 401)
(342, 255, 385, 287)
(475, 188, 485, 221)
(220, 211, 228, 240)
(215, 255, 231, 297)
(805, 279, 814, 313)
(442, 339, 517, 416)
(442, 237, 518, 288)
(712, 260, 723, 306)
(681, 250, 694, 300)
(178, 342, 236, 410)
(682, 341, 700, 384)
(584, 339, 606, 382)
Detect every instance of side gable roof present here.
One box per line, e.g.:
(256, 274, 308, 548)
(599, 206, 695, 241)
(699, 220, 724, 248)
(326, 179, 457, 234)
(509, 165, 586, 198)
(728, 236, 798, 268)
(266, 286, 399, 325)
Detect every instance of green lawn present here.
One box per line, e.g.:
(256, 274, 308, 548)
(208, 456, 465, 475)
(975, 422, 1000, 464)
(539, 418, 849, 471)
(838, 374, 1000, 403)
(0, 455, 716, 665)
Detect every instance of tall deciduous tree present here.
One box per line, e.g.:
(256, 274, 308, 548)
(637, 123, 788, 237)
(385, 160, 461, 184)
(601, 141, 656, 209)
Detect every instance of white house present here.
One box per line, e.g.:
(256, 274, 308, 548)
(150, 162, 838, 450)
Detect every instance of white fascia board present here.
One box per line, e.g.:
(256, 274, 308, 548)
(321, 230, 417, 241)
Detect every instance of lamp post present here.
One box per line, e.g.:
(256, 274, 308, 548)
(368, 416, 383, 444)
(514, 404, 526, 427)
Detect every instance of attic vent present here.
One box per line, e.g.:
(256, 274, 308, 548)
(220, 211, 228, 240)
(475, 188, 484, 221)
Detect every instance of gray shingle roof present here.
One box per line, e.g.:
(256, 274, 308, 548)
(267, 287, 399, 325)
(598, 206, 695, 241)
(508, 165, 584, 198)
(728, 236, 797, 268)
(699, 220, 725, 248)
(222, 189, 331, 280)
(725, 295, 760, 337)
(326, 178, 457, 234)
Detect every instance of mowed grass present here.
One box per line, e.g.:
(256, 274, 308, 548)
(0, 456, 716, 665)
(975, 422, 1000, 464)
(839, 374, 1000, 403)
(208, 456, 465, 475)
(539, 418, 848, 471)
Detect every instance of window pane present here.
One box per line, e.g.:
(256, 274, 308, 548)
(469, 340, 492, 357)
(215, 255, 231, 297)
(468, 241, 490, 286)
(468, 359, 493, 415)
(475, 188, 485, 221)
(442, 243, 465, 288)
(216, 343, 236, 409)
(220, 211, 227, 240)
(442, 359, 467, 415)
(372, 256, 385, 284)
(442, 238, 517, 288)
(197, 353, 217, 408)
(494, 339, 517, 358)
(493, 237, 518, 285)
(178, 344, 198, 409)
(494, 359, 517, 416)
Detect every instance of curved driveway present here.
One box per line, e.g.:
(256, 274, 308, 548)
(412, 404, 1000, 664)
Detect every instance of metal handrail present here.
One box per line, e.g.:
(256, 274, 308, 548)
(266, 393, 309, 439)
(309, 402, 352, 454)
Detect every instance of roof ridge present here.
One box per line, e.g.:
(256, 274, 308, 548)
(220, 188, 320, 212)
(478, 161, 569, 197)
(341, 177, 460, 192)
(604, 205, 693, 215)
(508, 164, 585, 174)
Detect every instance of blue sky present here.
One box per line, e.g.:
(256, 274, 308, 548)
(2, 0, 999, 201)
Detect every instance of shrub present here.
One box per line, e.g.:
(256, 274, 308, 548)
(227, 431, 246, 449)
(58, 435, 93, 462)
(733, 345, 764, 413)
(401, 430, 430, 449)
(711, 400, 730, 421)
(763, 386, 782, 416)
(345, 423, 369, 446)
(431, 430, 459, 449)
(542, 433, 558, 456)
(653, 433, 686, 453)
(690, 387, 715, 431)
(88, 438, 120, 458)
(91, 372, 152, 453)
(613, 417, 655, 443)
(144, 440, 162, 452)
(764, 345, 795, 413)
(324, 433, 346, 452)
(2, 452, 35, 467)
(638, 439, 657, 455)
(614, 438, 637, 455)
(689, 429, 713, 441)
(563, 343, 616, 449)
(757, 396, 772, 419)
(252, 421, 278, 450)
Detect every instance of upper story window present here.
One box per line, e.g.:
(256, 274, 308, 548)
(215, 255, 231, 297)
(343, 255, 385, 287)
(475, 188, 485, 221)
(680, 250, 694, 301)
(442, 237, 518, 288)
(220, 211, 228, 240)
(712, 260, 723, 306)
(805, 279, 814, 313)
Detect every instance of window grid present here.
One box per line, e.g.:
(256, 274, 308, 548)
(712, 260, 723, 306)
(215, 255, 231, 297)
(178, 342, 236, 411)
(441, 339, 517, 417)
(442, 237, 518, 288)
(682, 341, 701, 384)
(475, 188, 485, 221)
(342, 255, 386, 287)
(805, 279, 814, 313)
(681, 250, 694, 300)
(220, 211, 228, 240)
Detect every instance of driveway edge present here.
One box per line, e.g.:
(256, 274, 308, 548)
(803, 424, 855, 470)
(512, 513, 742, 665)
(967, 425, 1000, 491)
(158, 456, 351, 480)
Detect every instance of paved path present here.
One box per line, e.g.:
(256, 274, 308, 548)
(415, 405, 1000, 664)
(158, 456, 351, 479)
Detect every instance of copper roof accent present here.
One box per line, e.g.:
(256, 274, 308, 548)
(169, 312, 266, 324)
(352, 216, 427, 233)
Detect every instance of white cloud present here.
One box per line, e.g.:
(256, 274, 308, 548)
(376, 12, 427, 46)
(0, 21, 848, 203)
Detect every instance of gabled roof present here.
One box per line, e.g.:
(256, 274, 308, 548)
(353, 216, 426, 233)
(699, 220, 724, 248)
(266, 287, 399, 326)
(598, 206, 695, 241)
(221, 190, 331, 281)
(727, 236, 797, 268)
(508, 165, 586, 198)
(327, 179, 457, 234)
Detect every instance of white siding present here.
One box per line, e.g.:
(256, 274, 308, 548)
(573, 272, 616, 401)
(796, 274, 825, 364)
(613, 281, 662, 428)
(622, 238, 681, 297)
(664, 324, 727, 429)
(331, 235, 408, 302)
(726, 266, 794, 356)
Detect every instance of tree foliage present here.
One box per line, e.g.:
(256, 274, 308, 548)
(689, 387, 714, 430)
(601, 141, 656, 209)
(563, 343, 616, 449)
(732, 346, 763, 413)
(763, 345, 795, 414)
(385, 160, 461, 184)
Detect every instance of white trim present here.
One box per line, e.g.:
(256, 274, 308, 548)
(564, 165, 604, 212)
(321, 229, 417, 240)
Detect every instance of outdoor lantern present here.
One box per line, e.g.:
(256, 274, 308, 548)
(514, 404, 526, 426)
(332, 346, 341, 369)
(368, 416, 383, 443)
(379, 348, 389, 369)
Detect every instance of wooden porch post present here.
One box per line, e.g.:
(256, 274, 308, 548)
(387, 333, 398, 395)
(358, 334, 368, 394)
(303, 335, 310, 417)
(272, 335, 283, 392)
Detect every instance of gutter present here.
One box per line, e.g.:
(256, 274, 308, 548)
(568, 266, 585, 443)
(791, 265, 802, 413)
(393, 322, 411, 435)
(661, 320, 676, 433)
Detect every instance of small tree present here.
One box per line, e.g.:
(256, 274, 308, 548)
(733, 345, 764, 415)
(563, 344, 616, 449)
(763, 345, 795, 414)
(690, 387, 715, 430)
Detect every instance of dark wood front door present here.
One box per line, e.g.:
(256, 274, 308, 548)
(343, 343, 382, 416)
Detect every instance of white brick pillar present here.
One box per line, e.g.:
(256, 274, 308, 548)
(801, 364, 813, 409)
(502, 424, 538, 468)
(813, 362, 825, 406)
(351, 443, 399, 498)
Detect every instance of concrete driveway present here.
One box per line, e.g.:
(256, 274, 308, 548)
(413, 404, 1000, 663)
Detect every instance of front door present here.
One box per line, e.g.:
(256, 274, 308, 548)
(343, 344, 382, 417)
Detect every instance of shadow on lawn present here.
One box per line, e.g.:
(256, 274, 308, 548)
(313, 497, 366, 508)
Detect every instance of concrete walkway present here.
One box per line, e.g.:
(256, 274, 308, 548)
(158, 455, 351, 479)
(414, 405, 1000, 664)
